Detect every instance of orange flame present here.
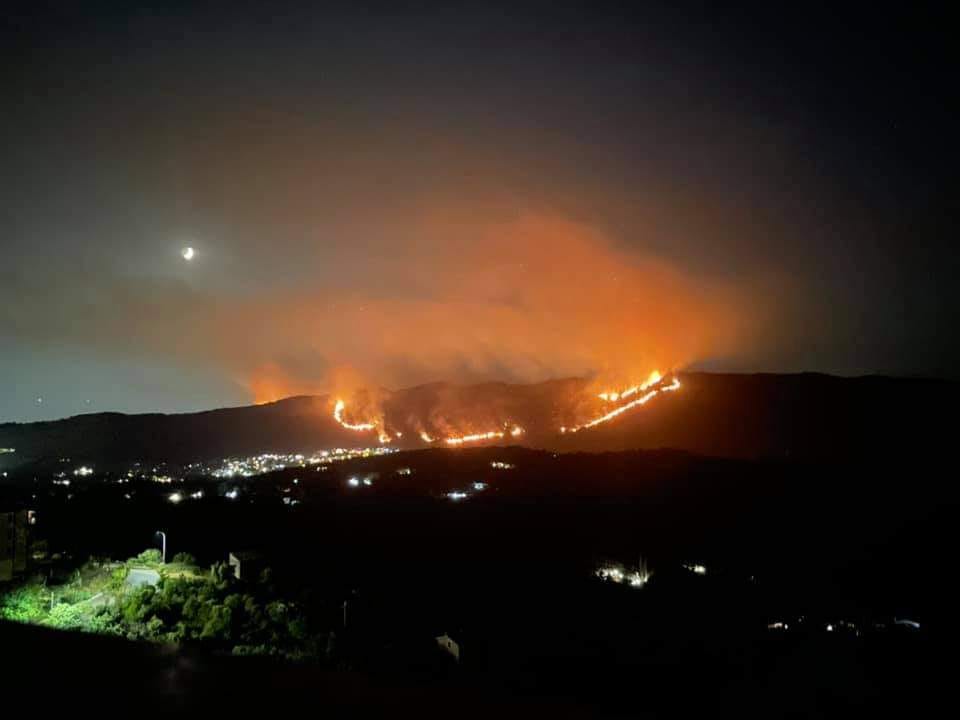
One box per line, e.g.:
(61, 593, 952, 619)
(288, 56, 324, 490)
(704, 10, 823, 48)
(442, 424, 525, 446)
(333, 399, 377, 432)
(565, 375, 680, 434)
(333, 373, 680, 445)
(598, 370, 663, 402)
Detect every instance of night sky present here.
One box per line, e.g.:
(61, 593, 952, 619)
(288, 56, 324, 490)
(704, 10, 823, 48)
(2, 1, 956, 421)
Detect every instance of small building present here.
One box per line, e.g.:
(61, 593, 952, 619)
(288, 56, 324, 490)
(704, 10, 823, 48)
(228, 551, 265, 581)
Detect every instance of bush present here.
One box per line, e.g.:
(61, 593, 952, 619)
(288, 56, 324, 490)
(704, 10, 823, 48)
(109, 567, 129, 590)
(171, 552, 196, 565)
(144, 615, 165, 638)
(135, 549, 162, 564)
(0, 586, 46, 624)
(200, 605, 232, 641)
(88, 606, 123, 636)
(45, 603, 86, 631)
(58, 587, 93, 604)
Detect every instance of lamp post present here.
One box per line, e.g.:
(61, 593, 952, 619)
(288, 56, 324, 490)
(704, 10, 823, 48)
(155, 530, 166, 564)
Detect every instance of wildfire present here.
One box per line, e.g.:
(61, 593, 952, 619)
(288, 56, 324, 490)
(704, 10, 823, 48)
(564, 375, 680, 434)
(598, 370, 663, 402)
(445, 430, 505, 446)
(334, 372, 680, 446)
(444, 424, 524, 446)
(333, 399, 377, 432)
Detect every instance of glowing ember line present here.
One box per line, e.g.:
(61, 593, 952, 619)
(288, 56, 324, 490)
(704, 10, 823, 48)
(598, 370, 663, 402)
(420, 431, 435, 443)
(333, 399, 376, 432)
(445, 430, 505, 446)
(565, 376, 680, 434)
(661, 377, 681, 393)
(443, 424, 525, 446)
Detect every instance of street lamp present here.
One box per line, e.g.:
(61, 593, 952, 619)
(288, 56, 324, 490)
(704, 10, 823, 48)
(155, 530, 167, 564)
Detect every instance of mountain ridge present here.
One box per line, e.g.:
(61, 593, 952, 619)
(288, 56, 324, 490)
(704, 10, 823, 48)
(1, 372, 954, 467)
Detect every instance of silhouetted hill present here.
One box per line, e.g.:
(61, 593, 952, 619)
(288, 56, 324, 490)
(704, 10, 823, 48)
(0, 373, 954, 466)
(556, 372, 957, 459)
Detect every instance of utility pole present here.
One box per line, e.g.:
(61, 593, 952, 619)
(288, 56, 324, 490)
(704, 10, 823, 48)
(156, 530, 167, 564)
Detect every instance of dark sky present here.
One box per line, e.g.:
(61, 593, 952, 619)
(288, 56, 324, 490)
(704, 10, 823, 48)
(2, 1, 956, 421)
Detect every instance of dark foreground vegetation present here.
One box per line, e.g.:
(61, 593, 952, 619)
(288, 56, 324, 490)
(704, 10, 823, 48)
(1, 445, 953, 716)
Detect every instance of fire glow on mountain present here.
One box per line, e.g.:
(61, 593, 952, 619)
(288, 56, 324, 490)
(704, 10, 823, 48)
(334, 372, 680, 445)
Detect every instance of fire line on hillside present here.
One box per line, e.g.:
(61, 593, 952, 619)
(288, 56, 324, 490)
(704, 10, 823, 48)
(332, 372, 681, 446)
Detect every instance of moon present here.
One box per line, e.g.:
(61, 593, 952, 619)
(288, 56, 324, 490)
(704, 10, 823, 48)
(181, 246, 195, 261)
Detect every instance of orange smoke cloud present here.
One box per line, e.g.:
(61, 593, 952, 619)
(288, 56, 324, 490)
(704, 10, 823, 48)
(244, 212, 752, 401)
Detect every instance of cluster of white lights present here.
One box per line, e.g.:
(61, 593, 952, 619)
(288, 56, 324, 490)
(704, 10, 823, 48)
(210, 448, 394, 479)
(73, 466, 94, 477)
(168, 490, 204, 504)
(596, 562, 653, 589)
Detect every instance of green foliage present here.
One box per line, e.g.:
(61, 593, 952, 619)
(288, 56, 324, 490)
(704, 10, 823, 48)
(145, 615, 165, 636)
(109, 567, 129, 590)
(121, 585, 156, 624)
(88, 606, 124, 636)
(45, 602, 86, 630)
(232, 644, 276, 657)
(0, 586, 46, 624)
(200, 605, 233, 641)
(57, 587, 93, 604)
(210, 561, 233, 585)
(135, 549, 162, 564)
(171, 552, 196, 565)
(0, 550, 328, 662)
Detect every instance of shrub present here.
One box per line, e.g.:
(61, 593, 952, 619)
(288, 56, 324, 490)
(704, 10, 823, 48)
(0, 586, 46, 624)
(135, 549, 162, 564)
(45, 603, 86, 631)
(171, 552, 197, 565)
(109, 567, 129, 590)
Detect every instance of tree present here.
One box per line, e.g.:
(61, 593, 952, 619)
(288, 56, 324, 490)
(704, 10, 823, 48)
(171, 552, 196, 565)
(210, 561, 233, 586)
(200, 604, 232, 641)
